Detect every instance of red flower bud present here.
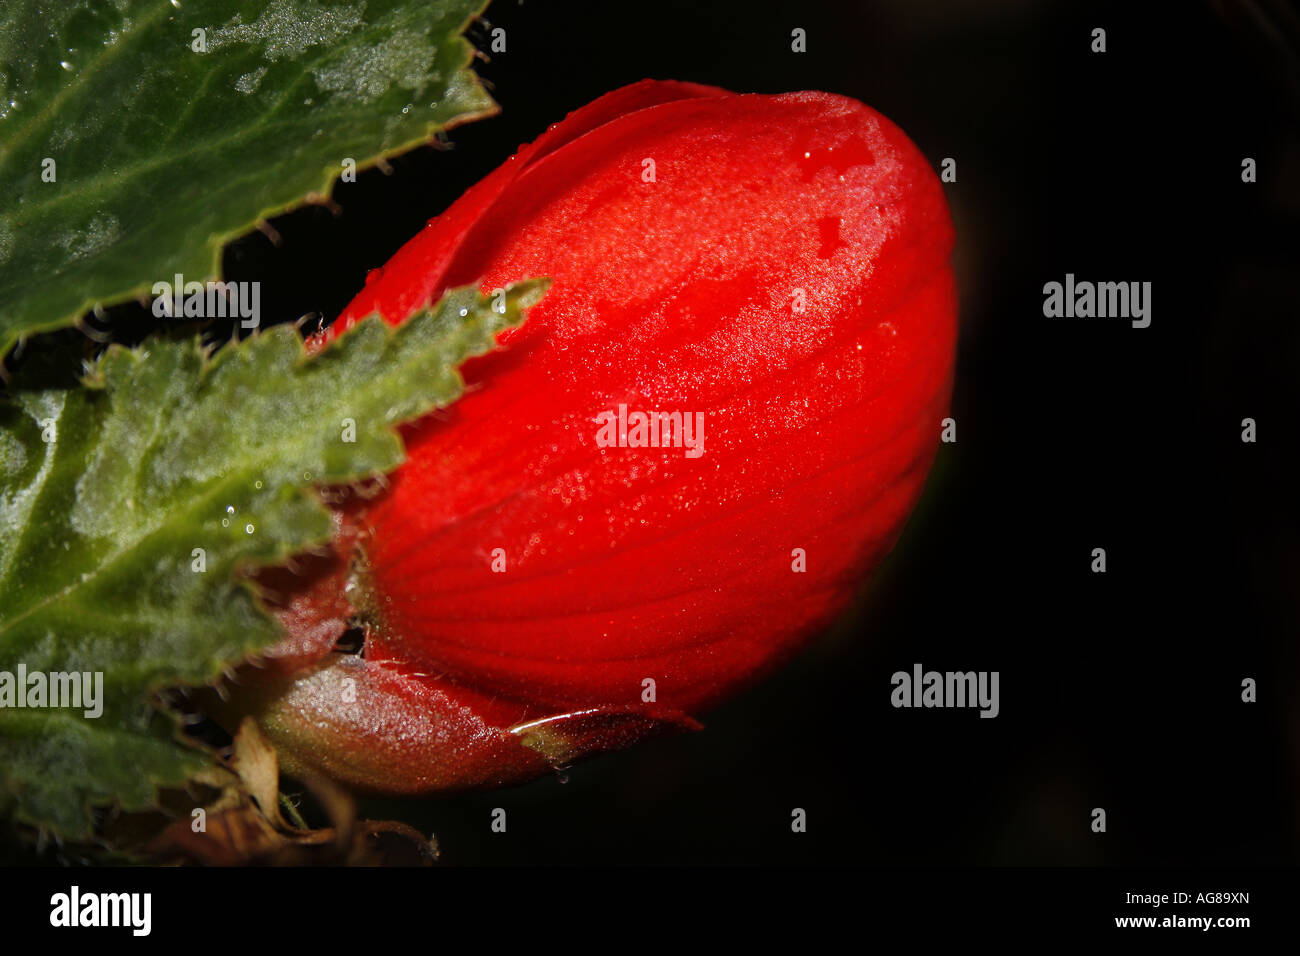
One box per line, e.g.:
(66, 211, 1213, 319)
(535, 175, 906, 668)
(248, 79, 957, 793)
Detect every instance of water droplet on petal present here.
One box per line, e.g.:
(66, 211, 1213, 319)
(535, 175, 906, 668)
(795, 133, 875, 182)
(458, 308, 469, 317)
(364, 268, 383, 286)
(815, 216, 848, 259)
(245, 524, 255, 534)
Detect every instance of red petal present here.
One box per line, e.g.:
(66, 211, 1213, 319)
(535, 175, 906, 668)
(357, 89, 955, 714)
(327, 79, 730, 338)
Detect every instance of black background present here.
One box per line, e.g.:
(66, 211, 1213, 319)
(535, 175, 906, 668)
(9, 0, 1300, 868)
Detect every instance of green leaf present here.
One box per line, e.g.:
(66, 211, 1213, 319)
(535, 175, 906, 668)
(0, 278, 548, 837)
(0, 0, 497, 355)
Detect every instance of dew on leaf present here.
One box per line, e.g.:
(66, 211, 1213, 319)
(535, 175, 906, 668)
(234, 67, 268, 95)
(208, 0, 364, 62)
(55, 215, 121, 263)
(311, 29, 437, 104)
